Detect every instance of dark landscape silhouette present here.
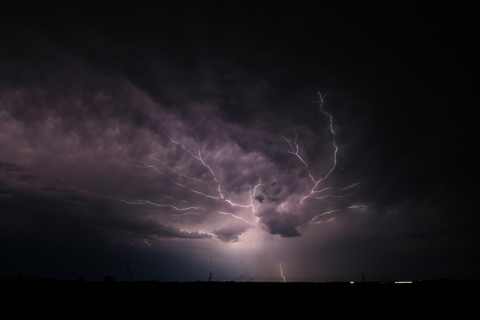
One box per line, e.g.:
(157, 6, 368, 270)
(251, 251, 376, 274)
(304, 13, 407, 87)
(1, 277, 479, 318)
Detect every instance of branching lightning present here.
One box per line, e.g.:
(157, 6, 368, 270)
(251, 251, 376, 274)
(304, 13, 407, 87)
(123, 135, 264, 231)
(281, 91, 341, 204)
(122, 90, 366, 243)
(277, 91, 366, 225)
(167, 138, 264, 215)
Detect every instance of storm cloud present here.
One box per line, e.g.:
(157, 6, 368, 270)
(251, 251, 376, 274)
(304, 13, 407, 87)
(0, 4, 477, 280)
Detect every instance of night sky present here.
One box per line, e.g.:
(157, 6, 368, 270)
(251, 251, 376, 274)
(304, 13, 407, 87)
(0, 3, 477, 281)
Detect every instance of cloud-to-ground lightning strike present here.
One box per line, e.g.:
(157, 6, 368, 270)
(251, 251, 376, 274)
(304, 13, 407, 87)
(280, 264, 286, 283)
(122, 90, 365, 242)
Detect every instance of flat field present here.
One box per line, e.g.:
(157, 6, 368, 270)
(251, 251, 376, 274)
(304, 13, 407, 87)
(1, 280, 478, 318)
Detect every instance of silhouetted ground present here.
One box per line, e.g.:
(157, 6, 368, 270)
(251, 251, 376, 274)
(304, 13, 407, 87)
(1, 279, 479, 319)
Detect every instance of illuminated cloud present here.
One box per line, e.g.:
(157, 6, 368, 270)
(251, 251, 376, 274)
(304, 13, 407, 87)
(0, 11, 476, 280)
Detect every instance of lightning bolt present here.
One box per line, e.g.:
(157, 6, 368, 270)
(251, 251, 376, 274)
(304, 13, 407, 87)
(280, 264, 286, 283)
(280, 91, 342, 204)
(217, 212, 252, 224)
(277, 92, 367, 226)
(121, 90, 367, 244)
(170, 139, 261, 207)
(309, 205, 370, 223)
(121, 161, 164, 175)
(123, 135, 264, 231)
(120, 199, 205, 212)
(167, 139, 264, 221)
(313, 181, 361, 203)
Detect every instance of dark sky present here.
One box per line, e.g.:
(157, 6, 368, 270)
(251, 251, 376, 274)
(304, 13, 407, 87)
(0, 3, 477, 281)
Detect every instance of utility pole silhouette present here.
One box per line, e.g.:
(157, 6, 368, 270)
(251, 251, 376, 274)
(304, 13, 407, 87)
(124, 257, 134, 281)
(208, 255, 212, 282)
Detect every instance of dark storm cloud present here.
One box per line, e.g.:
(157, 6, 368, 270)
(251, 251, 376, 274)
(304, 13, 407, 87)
(258, 207, 301, 237)
(0, 44, 378, 240)
(0, 161, 111, 214)
(212, 221, 251, 243)
(0, 29, 456, 247)
(0, 160, 212, 241)
(0, 57, 164, 142)
(101, 216, 213, 240)
(0, 6, 477, 281)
